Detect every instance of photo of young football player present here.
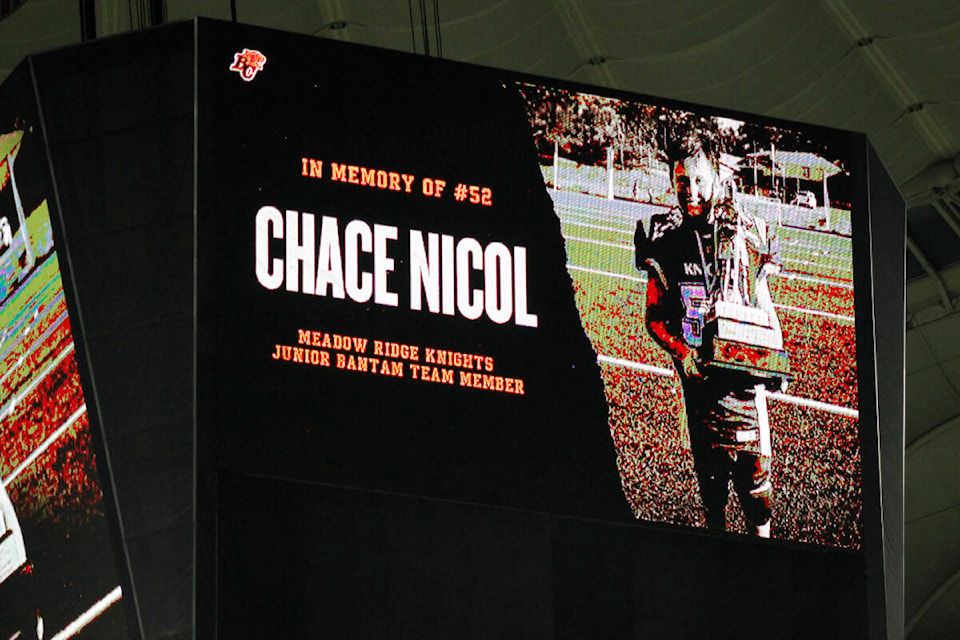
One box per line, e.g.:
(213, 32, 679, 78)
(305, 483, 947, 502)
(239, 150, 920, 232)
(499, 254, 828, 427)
(635, 123, 785, 537)
(518, 84, 862, 548)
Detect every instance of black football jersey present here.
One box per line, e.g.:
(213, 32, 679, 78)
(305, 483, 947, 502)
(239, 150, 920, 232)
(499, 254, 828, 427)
(636, 211, 715, 350)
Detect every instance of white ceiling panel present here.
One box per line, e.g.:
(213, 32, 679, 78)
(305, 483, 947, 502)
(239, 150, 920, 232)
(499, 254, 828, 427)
(909, 581, 960, 640)
(905, 425, 960, 519)
(906, 366, 960, 438)
(906, 328, 937, 374)
(905, 511, 960, 609)
(914, 312, 960, 362)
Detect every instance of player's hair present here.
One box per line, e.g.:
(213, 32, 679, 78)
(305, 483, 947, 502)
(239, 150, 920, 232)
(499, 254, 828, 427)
(660, 115, 724, 182)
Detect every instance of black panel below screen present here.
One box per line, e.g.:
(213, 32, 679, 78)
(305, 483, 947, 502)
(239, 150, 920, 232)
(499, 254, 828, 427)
(217, 473, 867, 639)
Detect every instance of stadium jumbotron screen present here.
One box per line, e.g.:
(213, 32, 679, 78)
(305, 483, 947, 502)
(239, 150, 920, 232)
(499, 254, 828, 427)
(200, 24, 868, 551)
(0, 69, 132, 639)
(194, 20, 891, 638)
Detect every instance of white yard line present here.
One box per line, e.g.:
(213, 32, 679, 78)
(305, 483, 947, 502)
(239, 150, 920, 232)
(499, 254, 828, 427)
(50, 585, 123, 640)
(0, 308, 70, 388)
(3, 402, 86, 488)
(551, 199, 650, 223)
(598, 354, 674, 376)
(775, 270, 854, 290)
(773, 303, 854, 323)
(565, 262, 854, 321)
(1, 342, 75, 417)
(765, 391, 859, 418)
(567, 265, 645, 283)
(565, 235, 633, 251)
(560, 218, 633, 234)
(560, 227, 855, 291)
(597, 354, 858, 418)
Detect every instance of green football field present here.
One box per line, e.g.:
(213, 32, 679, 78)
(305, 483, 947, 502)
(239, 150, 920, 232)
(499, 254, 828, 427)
(549, 188, 863, 549)
(1, 250, 126, 638)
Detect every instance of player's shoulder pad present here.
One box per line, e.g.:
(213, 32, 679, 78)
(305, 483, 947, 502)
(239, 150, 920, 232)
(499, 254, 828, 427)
(634, 210, 680, 268)
(647, 208, 683, 243)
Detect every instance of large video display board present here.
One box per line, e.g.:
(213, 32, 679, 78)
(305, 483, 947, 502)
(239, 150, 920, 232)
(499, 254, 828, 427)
(198, 21, 881, 637)
(0, 66, 133, 639)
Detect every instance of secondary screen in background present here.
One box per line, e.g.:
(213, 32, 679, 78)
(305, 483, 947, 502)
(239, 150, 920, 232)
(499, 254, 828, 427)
(0, 125, 131, 639)
(518, 84, 861, 548)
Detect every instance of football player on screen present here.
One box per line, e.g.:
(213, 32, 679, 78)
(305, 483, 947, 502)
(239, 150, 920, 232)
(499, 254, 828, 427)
(635, 123, 785, 538)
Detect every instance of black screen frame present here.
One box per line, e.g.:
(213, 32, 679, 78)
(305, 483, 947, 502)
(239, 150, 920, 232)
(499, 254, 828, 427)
(193, 17, 895, 638)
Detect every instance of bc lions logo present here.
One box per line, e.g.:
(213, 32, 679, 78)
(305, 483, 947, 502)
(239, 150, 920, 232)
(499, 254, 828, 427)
(229, 49, 267, 82)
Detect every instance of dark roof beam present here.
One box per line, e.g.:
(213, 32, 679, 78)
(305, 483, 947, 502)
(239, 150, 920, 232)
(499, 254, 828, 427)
(946, 191, 960, 211)
(902, 154, 960, 205)
(931, 199, 960, 243)
(906, 234, 954, 311)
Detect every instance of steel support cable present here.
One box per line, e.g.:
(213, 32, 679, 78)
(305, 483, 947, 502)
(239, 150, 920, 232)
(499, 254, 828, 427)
(433, 0, 442, 59)
(408, 0, 416, 53)
(419, 0, 430, 56)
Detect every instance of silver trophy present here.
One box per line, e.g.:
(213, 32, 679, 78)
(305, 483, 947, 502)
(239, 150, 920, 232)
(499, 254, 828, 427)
(702, 199, 790, 380)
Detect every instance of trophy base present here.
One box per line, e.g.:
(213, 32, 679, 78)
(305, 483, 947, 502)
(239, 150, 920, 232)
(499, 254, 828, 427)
(702, 303, 791, 380)
(704, 336, 791, 380)
(712, 301, 783, 349)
